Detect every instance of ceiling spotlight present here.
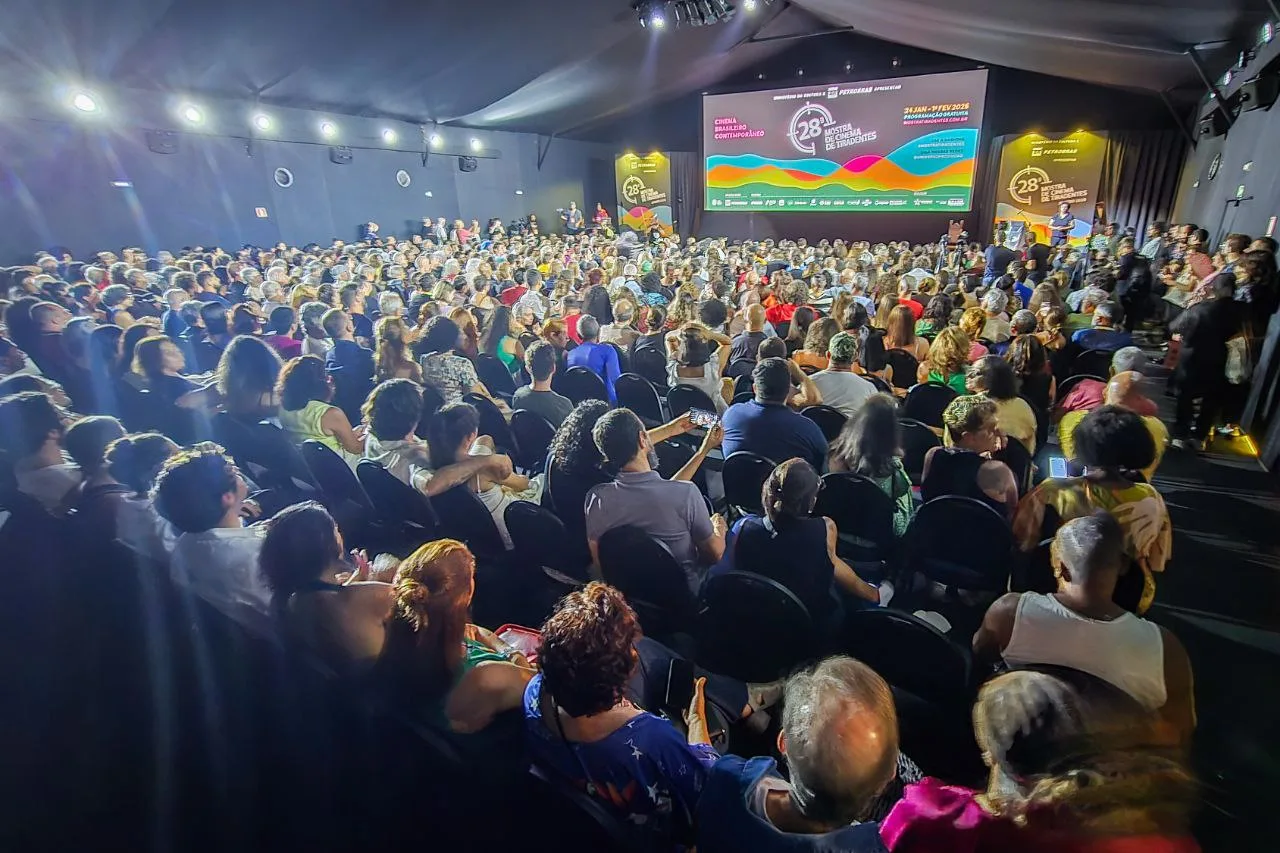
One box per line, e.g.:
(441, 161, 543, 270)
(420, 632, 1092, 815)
(797, 68, 804, 77)
(515, 189, 525, 196)
(891, 57, 902, 68)
(429, 132, 443, 148)
(757, 72, 766, 80)
(71, 91, 99, 113)
(381, 128, 397, 143)
(252, 113, 272, 131)
(744, 0, 757, 9)
(180, 104, 204, 124)
(844, 61, 853, 73)
(320, 120, 337, 138)
(469, 138, 482, 151)
(651, 10, 666, 28)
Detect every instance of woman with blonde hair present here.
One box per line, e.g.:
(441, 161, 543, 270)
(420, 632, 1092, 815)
(916, 326, 970, 394)
(921, 394, 1019, 516)
(872, 293, 898, 332)
(958, 306, 990, 361)
(667, 291, 697, 329)
(374, 316, 423, 383)
(377, 538, 534, 732)
(884, 304, 930, 361)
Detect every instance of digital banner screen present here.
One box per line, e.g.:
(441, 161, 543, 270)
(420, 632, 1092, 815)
(703, 69, 988, 212)
(993, 131, 1107, 246)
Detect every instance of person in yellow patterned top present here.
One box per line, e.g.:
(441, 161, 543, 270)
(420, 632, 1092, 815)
(1013, 406, 1170, 614)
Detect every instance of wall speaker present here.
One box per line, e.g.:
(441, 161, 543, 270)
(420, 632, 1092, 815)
(1199, 109, 1230, 138)
(1239, 75, 1280, 112)
(329, 146, 353, 164)
(458, 156, 478, 172)
(145, 130, 179, 154)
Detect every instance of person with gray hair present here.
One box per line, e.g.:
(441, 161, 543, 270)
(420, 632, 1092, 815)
(378, 290, 404, 319)
(980, 289, 1011, 343)
(696, 656, 920, 852)
(1010, 309, 1037, 337)
(1071, 300, 1134, 352)
(565, 313, 621, 402)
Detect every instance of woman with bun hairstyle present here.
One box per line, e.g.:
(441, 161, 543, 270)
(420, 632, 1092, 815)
(375, 538, 534, 732)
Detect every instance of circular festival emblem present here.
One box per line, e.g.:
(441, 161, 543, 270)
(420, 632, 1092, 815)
(1007, 166, 1052, 205)
(787, 102, 836, 156)
(621, 175, 646, 206)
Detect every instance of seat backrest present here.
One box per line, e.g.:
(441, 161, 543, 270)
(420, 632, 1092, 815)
(721, 451, 776, 516)
(560, 366, 609, 405)
(606, 342, 631, 374)
(597, 525, 695, 630)
(509, 409, 556, 472)
(652, 439, 697, 482)
(114, 381, 158, 432)
(474, 352, 517, 397)
(504, 501, 587, 582)
(864, 373, 894, 395)
(250, 421, 319, 494)
(899, 418, 941, 485)
(415, 382, 446, 439)
(302, 440, 373, 511)
(885, 349, 920, 389)
(355, 460, 439, 531)
(527, 766, 652, 853)
(430, 484, 506, 559)
(1073, 348, 1113, 378)
(904, 496, 1012, 591)
(696, 571, 819, 682)
(732, 372, 755, 399)
(800, 404, 847, 442)
(993, 434, 1034, 495)
(1056, 373, 1104, 403)
(666, 383, 717, 419)
(814, 473, 896, 558)
(615, 373, 664, 423)
(212, 411, 257, 468)
(630, 347, 669, 390)
(462, 392, 518, 455)
(903, 381, 957, 428)
(842, 608, 973, 706)
(727, 358, 756, 380)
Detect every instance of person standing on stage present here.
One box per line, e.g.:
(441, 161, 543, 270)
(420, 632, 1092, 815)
(1049, 202, 1075, 248)
(561, 202, 585, 235)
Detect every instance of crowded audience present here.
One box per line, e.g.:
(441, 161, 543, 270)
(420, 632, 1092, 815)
(4, 214, 1261, 851)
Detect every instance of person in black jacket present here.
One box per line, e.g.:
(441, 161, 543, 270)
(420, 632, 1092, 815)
(1170, 275, 1241, 450)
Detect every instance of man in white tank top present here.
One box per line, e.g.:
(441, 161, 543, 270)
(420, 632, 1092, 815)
(973, 512, 1195, 742)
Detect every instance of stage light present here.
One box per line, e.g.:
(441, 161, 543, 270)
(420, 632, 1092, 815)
(320, 120, 337, 138)
(382, 128, 397, 143)
(844, 61, 853, 73)
(515, 189, 524, 195)
(891, 57, 901, 68)
(469, 137, 482, 151)
(71, 91, 99, 113)
(180, 103, 204, 124)
(253, 113, 272, 131)
(429, 132, 443, 148)
(424, 190, 434, 197)
(797, 68, 804, 77)
(651, 10, 666, 28)
(744, 0, 757, 9)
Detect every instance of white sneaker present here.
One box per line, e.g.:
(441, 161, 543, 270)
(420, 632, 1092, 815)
(877, 580, 895, 607)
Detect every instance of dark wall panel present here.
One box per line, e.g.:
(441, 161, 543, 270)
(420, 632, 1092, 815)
(1174, 104, 1280, 242)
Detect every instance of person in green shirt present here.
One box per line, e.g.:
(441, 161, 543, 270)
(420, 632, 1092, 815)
(826, 394, 916, 537)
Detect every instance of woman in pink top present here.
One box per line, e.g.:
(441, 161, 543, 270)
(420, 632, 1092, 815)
(881, 669, 1198, 853)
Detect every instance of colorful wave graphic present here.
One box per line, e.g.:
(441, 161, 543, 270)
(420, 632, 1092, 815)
(619, 204, 673, 236)
(707, 129, 978, 193)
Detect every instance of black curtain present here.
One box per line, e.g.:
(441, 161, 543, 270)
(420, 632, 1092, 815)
(972, 133, 1008, 245)
(669, 151, 700, 238)
(1098, 130, 1187, 237)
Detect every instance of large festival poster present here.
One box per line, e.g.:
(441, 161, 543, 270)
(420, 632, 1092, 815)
(615, 152, 674, 237)
(993, 131, 1107, 246)
(702, 69, 989, 212)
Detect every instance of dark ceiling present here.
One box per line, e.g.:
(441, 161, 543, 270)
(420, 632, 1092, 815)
(0, 0, 1270, 138)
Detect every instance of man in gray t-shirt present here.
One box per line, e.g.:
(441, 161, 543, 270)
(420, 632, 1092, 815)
(809, 331, 878, 418)
(511, 340, 574, 427)
(584, 409, 726, 588)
